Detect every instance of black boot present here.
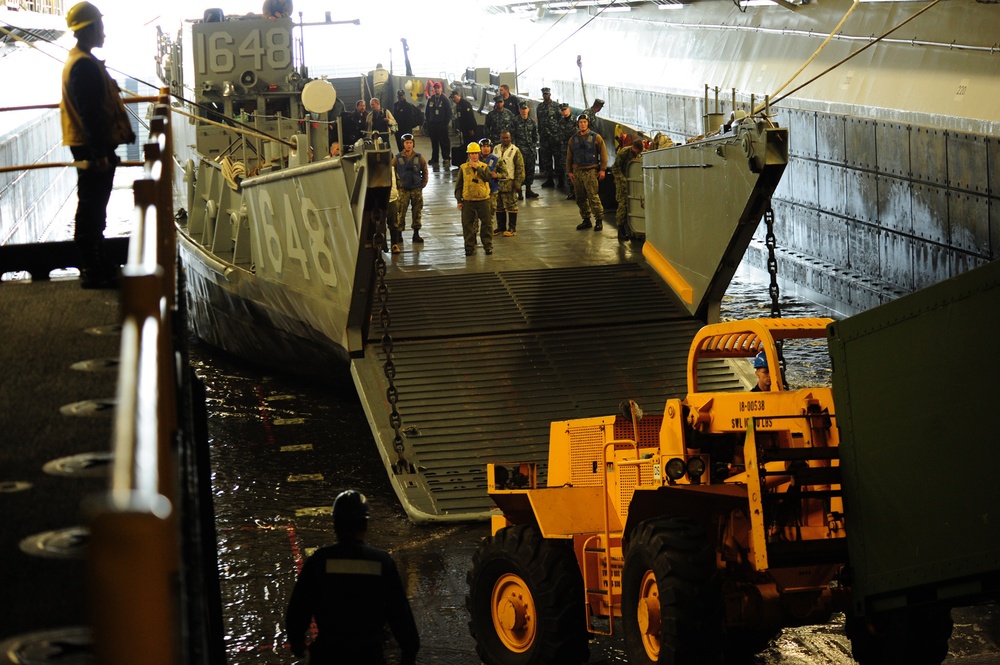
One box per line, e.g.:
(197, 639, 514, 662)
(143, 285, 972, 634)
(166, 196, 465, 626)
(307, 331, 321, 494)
(525, 187, 539, 199)
(595, 221, 603, 232)
(503, 213, 517, 236)
(494, 212, 506, 235)
(541, 178, 554, 188)
(412, 231, 424, 243)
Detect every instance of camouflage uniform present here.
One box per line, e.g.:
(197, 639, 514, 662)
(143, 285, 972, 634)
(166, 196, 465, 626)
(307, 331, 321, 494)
(536, 96, 561, 184)
(512, 112, 539, 193)
(556, 108, 577, 188)
(391, 150, 429, 244)
(613, 144, 643, 240)
(566, 127, 608, 230)
(484, 105, 517, 145)
(494, 141, 525, 234)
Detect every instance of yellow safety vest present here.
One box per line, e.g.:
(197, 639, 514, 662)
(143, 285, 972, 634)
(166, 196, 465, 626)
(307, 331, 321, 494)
(459, 162, 491, 202)
(61, 46, 133, 148)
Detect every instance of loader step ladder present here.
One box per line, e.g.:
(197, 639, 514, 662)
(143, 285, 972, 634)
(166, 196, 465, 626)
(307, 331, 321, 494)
(582, 536, 621, 636)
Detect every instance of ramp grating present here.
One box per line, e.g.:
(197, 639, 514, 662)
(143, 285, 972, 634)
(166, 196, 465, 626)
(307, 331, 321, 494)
(353, 264, 741, 521)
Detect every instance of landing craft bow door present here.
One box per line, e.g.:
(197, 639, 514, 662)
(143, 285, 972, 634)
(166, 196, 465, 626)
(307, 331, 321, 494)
(640, 123, 789, 321)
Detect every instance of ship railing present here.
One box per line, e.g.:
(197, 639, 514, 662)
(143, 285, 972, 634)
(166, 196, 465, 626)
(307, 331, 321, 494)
(87, 88, 183, 665)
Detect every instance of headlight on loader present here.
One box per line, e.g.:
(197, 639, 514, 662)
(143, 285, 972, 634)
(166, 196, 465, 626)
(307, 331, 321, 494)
(687, 456, 706, 482)
(666, 457, 687, 481)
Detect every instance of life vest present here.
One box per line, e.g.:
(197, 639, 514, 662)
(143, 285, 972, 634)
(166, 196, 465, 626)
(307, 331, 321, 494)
(482, 153, 500, 193)
(395, 152, 424, 190)
(61, 47, 132, 149)
(570, 132, 599, 168)
(459, 162, 490, 201)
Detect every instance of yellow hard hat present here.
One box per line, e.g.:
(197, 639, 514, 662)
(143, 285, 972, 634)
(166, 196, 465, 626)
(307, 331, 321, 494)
(66, 1, 102, 32)
(466, 142, 481, 154)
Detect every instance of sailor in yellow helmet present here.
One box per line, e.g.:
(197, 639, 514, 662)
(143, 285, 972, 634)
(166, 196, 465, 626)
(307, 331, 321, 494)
(454, 142, 494, 257)
(60, 1, 135, 288)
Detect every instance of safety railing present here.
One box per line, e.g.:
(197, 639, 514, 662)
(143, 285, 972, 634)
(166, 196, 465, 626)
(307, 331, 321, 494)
(87, 88, 180, 665)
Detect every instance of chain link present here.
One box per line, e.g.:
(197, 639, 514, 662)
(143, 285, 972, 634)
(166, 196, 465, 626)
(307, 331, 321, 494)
(373, 208, 411, 474)
(764, 204, 780, 319)
(763, 201, 786, 376)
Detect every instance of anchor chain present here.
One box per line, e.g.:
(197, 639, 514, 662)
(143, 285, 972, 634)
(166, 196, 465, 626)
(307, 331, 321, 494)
(764, 203, 781, 319)
(763, 201, 787, 377)
(373, 208, 411, 474)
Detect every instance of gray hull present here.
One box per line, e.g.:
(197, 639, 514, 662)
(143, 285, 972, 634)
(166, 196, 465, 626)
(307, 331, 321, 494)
(176, 150, 390, 373)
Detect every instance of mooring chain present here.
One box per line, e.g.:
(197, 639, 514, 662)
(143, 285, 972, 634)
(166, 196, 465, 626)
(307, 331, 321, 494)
(763, 201, 787, 375)
(373, 209, 409, 474)
(764, 203, 781, 319)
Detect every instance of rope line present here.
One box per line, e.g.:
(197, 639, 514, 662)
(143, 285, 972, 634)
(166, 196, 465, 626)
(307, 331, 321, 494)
(765, 0, 861, 104)
(762, 0, 944, 112)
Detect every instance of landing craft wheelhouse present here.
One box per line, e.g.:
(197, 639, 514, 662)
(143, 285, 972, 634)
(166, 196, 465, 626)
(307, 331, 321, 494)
(157, 10, 390, 373)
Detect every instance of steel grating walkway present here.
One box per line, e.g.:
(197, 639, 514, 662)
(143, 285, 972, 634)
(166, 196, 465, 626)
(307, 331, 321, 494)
(352, 263, 744, 521)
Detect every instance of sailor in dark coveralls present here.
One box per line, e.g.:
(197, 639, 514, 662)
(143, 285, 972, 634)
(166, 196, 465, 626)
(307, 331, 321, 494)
(285, 490, 420, 664)
(60, 1, 135, 288)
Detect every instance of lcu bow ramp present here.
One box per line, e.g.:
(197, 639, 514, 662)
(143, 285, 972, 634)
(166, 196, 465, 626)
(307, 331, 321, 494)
(351, 119, 789, 522)
(352, 263, 739, 522)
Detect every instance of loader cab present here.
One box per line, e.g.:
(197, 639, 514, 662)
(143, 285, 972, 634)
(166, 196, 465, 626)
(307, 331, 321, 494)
(674, 317, 836, 481)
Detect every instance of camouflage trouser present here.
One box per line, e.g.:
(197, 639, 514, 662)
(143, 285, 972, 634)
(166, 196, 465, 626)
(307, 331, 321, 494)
(498, 187, 519, 213)
(539, 137, 563, 180)
(395, 189, 423, 231)
(572, 168, 603, 221)
(614, 171, 629, 227)
(461, 199, 493, 251)
(489, 191, 498, 217)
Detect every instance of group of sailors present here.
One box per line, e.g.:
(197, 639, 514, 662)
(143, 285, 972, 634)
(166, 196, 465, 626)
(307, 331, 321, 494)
(348, 80, 650, 256)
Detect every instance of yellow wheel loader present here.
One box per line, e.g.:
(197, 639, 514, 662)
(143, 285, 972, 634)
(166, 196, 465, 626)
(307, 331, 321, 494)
(467, 317, 849, 665)
(468, 257, 1000, 665)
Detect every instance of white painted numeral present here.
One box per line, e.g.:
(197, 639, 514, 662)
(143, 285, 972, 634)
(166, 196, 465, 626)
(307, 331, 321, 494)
(284, 196, 310, 280)
(258, 190, 283, 274)
(301, 197, 337, 287)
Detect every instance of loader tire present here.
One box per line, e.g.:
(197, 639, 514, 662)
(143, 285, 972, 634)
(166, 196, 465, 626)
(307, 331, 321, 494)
(621, 517, 723, 665)
(466, 524, 589, 665)
(846, 606, 953, 665)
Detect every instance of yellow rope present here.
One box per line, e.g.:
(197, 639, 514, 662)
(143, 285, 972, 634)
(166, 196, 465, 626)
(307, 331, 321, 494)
(0, 160, 144, 174)
(220, 156, 246, 191)
(765, 0, 861, 104)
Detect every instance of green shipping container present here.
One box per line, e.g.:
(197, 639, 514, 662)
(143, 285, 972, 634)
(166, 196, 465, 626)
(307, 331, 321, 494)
(828, 259, 1000, 615)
